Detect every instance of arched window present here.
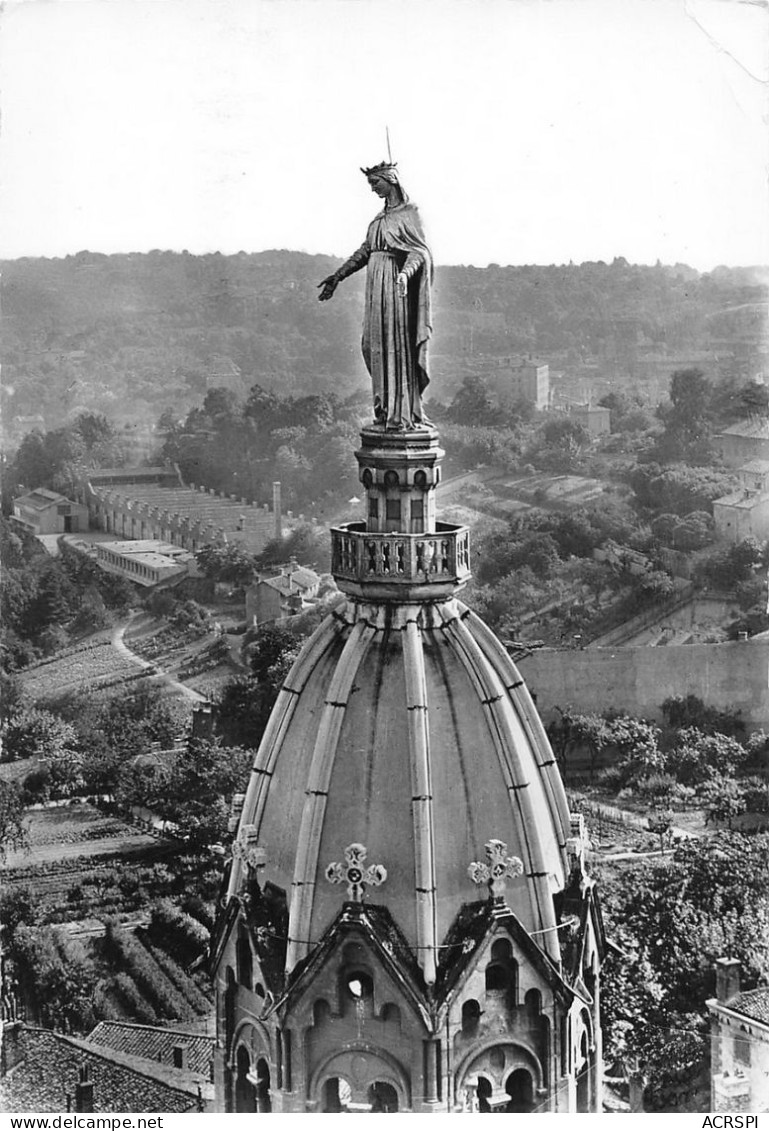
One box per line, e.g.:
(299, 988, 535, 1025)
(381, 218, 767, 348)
(525, 988, 542, 1015)
(461, 999, 481, 1036)
(485, 939, 517, 1004)
(313, 999, 331, 1026)
(485, 963, 510, 992)
(381, 1003, 401, 1027)
(254, 1057, 272, 1113)
(505, 1068, 534, 1113)
(368, 1081, 399, 1112)
(234, 1046, 256, 1113)
(345, 971, 374, 1001)
(322, 1077, 351, 1113)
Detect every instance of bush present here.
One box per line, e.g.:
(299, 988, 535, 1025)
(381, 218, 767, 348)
(740, 777, 769, 815)
(635, 773, 679, 803)
(147, 898, 209, 966)
(180, 893, 215, 931)
(111, 971, 157, 1024)
(666, 728, 748, 785)
(104, 921, 194, 1021)
(141, 935, 212, 1014)
(661, 694, 745, 740)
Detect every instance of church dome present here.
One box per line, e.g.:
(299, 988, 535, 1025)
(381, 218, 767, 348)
(215, 426, 604, 1116)
(226, 592, 572, 982)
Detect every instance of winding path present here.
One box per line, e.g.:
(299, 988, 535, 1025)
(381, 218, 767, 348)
(111, 617, 207, 703)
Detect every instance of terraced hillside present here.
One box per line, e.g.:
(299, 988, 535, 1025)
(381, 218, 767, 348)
(18, 635, 147, 702)
(2, 803, 217, 1032)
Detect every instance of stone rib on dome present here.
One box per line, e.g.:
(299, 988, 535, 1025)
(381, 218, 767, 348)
(227, 596, 572, 981)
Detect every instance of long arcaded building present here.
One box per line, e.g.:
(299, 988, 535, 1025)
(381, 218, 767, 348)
(80, 468, 284, 556)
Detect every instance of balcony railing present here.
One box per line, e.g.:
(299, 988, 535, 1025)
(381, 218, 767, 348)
(331, 521, 471, 597)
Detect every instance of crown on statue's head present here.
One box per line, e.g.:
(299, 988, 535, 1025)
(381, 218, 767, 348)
(361, 161, 399, 181)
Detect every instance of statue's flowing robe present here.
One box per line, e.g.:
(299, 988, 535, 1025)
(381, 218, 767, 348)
(338, 202, 433, 430)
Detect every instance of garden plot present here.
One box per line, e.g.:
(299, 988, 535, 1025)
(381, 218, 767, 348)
(1, 802, 162, 871)
(19, 638, 143, 701)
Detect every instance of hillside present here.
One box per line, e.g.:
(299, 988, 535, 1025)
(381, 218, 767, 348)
(3, 251, 766, 436)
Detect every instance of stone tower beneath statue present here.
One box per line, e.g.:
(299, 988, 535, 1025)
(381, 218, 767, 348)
(211, 422, 605, 1113)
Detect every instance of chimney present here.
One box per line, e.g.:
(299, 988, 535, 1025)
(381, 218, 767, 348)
(192, 700, 215, 741)
(1, 1022, 26, 1074)
(272, 481, 282, 540)
(715, 958, 741, 1003)
(75, 1065, 94, 1113)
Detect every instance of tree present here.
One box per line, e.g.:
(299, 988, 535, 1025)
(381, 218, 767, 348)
(599, 833, 769, 1110)
(195, 542, 258, 586)
(737, 380, 769, 418)
(647, 810, 674, 852)
(661, 694, 745, 739)
(0, 781, 27, 862)
(448, 374, 496, 426)
(672, 512, 713, 551)
(540, 416, 592, 450)
(603, 715, 665, 783)
(10, 925, 99, 1033)
(666, 728, 747, 785)
(157, 739, 251, 846)
(654, 368, 713, 463)
(635, 569, 675, 603)
(201, 386, 241, 421)
(255, 523, 330, 571)
(74, 412, 114, 450)
(1, 708, 78, 764)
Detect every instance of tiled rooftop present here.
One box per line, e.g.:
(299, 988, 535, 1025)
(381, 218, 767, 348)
(729, 987, 769, 1025)
(0, 1026, 202, 1114)
(86, 1022, 215, 1079)
(15, 488, 70, 508)
(259, 566, 320, 594)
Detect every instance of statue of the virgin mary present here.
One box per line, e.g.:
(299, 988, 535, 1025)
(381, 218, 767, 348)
(318, 162, 433, 431)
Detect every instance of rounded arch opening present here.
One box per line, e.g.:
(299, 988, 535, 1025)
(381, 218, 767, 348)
(505, 1068, 534, 1113)
(368, 1081, 399, 1112)
(322, 1076, 352, 1113)
(485, 938, 518, 1005)
(313, 998, 332, 1025)
(525, 988, 542, 1015)
(381, 1002, 401, 1027)
(234, 1046, 255, 1113)
(346, 971, 374, 1001)
(254, 1057, 272, 1113)
(461, 999, 481, 1037)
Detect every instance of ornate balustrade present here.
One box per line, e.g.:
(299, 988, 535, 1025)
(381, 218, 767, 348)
(331, 521, 471, 600)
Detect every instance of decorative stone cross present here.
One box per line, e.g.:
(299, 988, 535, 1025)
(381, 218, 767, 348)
(468, 839, 524, 901)
(326, 843, 387, 902)
(232, 824, 267, 874)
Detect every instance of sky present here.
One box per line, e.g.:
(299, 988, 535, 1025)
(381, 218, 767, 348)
(0, 0, 767, 269)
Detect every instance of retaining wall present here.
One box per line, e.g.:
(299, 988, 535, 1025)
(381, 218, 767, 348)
(518, 637, 769, 729)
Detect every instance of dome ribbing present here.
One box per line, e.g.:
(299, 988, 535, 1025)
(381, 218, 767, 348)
(226, 595, 572, 981)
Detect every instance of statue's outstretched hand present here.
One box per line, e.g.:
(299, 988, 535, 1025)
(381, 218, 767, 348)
(397, 273, 408, 299)
(318, 275, 338, 302)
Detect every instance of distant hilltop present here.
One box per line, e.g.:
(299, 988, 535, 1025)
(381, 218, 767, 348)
(2, 251, 767, 434)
